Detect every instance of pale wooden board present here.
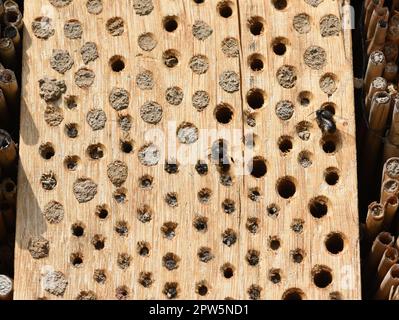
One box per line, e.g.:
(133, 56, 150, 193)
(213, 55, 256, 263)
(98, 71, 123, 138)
(14, 0, 361, 300)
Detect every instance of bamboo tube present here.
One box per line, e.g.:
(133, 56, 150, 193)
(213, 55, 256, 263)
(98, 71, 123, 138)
(388, 98, 399, 146)
(383, 42, 398, 62)
(366, 0, 384, 31)
(0, 89, 9, 127)
(382, 157, 399, 182)
(380, 179, 399, 203)
(386, 24, 399, 44)
(384, 140, 399, 163)
(0, 38, 16, 69)
(389, 285, 399, 299)
(368, 7, 389, 40)
(383, 196, 399, 230)
(0, 69, 18, 107)
(4, 25, 20, 49)
(0, 274, 12, 300)
(375, 264, 399, 299)
(383, 62, 398, 82)
(4, 6, 23, 31)
(365, 77, 387, 115)
(368, 20, 388, 55)
(366, 202, 385, 240)
(377, 247, 399, 286)
(366, 232, 395, 278)
(1, 178, 16, 204)
(365, 51, 386, 92)
(0, 129, 16, 169)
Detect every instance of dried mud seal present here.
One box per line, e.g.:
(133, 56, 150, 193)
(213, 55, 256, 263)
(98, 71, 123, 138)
(276, 65, 297, 89)
(304, 46, 327, 70)
(64, 20, 83, 39)
(107, 160, 128, 187)
(39, 78, 67, 102)
(189, 55, 209, 74)
(118, 114, 132, 131)
(293, 13, 311, 34)
(42, 271, 68, 297)
(44, 106, 63, 126)
(75, 68, 95, 88)
(28, 236, 49, 259)
(192, 20, 213, 40)
(275, 100, 294, 120)
(136, 70, 154, 90)
(177, 122, 199, 144)
(305, 0, 324, 7)
(192, 90, 210, 111)
(106, 17, 124, 36)
(320, 14, 340, 37)
(81, 42, 99, 64)
(320, 73, 337, 95)
(110, 87, 129, 110)
(86, 0, 103, 15)
(138, 143, 160, 166)
(140, 101, 163, 124)
(138, 33, 157, 51)
(32, 17, 55, 39)
(219, 70, 240, 93)
(40, 171, 57, 190)
(50, 49, 74, 74)
(86, 109, 107, 130)
(165, 87, 184, 105)
(221, 37, 239, 57)
(49, 0, 72, 7)
(43, 200, 64, 224)
(133, 0, 154, 16)
(73, 178, 98, 203)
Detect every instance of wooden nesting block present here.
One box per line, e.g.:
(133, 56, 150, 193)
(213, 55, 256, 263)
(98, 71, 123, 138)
(14, 0, 360, 300)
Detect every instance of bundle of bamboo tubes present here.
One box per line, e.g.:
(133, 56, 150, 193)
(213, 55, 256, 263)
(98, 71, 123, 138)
(0, 0, 23, 301)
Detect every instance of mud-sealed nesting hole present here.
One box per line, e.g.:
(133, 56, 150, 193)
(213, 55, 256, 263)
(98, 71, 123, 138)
(163, 252, 180, 270)
(221, 263, 235, 278)
(325, 232, 345, 254)
(324, 167, 340, 185)
(113, 188, 127, 203)
(278, 136, 293, 155)
(222, 198, 235, 214)
(309, 196, 329, 218)
(39, 142, 55, 160)
(272, 0, 288, 10)
(246, 249, 260, 266)
(298, 150, 313, 168)
(162, 49, 180, 69)
(267, 203, 280, 218)
(117, 253, 132, 270)
(298, 91, 313, 107)
(215, 103, 234, 124)
(296, 121, 312, 141)
(277, 176, 296, 199)
(163, 282, 180, 299)
(137, 241, 151, 257)
(269, 236, 281, 250)
(272, 37, 288, 55)
(93, 269, 107, 284)
(291, 218, 304, 233)
(70, 252, 83, 267)
(109, 55, 125, 72)
(218, 1, 233, 18)
(115, 286, 129, 300)
(115, 221, 129, 237)
(71, 222, 85, 237)
(40, 171, 57, 190)
(222, 228, 237, 247)
(64, 123, 78, 138)
(106, 17, 124, 36)
(161, 221, 178, 240)
(198, 188, 212, 204)
(64, 155, 80, 171)
(198, 246, 214, 263)
(196, 280, 210, 296)
(249, 156, 267, 178)
(92, 234, 105, 250)
(248, 16, 265, 36)
(282, 288, 305, 300)
(246, 217, 259, 234)
(193, 215, 208, 233)
(312, 265, 333, 288)
(137, 205, 152, 223)
(163, 16, 179, 32)
(320, 73, 338, 95)
(87, 143, 105, 159)
(138, 272, 154, 288)
(246, 89, 265, 109)
(248, 53, 265, 71)
(291, 248, 305, 263)
(139, 174, 153, 189)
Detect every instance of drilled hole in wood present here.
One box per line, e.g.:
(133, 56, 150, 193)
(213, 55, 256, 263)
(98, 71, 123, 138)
(115, 286, 130, 300)
(278, 135, 293, 155)
(222, 198, 236, 214)
(193, 0, 205, 3)
(198, 246, 214, 263)
(272, 37, 288, 55)
(246, 217, 259, 234)
(117, 253, 132, 269)
(298, 150, 313, 168)
(71, 222, 85, 237)
(298, 91, 313, 106)
(163, 252, 180, 271)
(321, 102, 336, 114)
(267, 203, 280, 218)
(218, 1, 233, 18)
(246, 89, 265, 109)
(269, 268, 282, 284)
(165, 192, 178, 207)
(325, 232, 345, 254)
(269, 236, 281, 250)
(222, 228, 237, 247)
(70, 252, 83, 267)
(163, 282, 179, 299)
(106, 17, 124, 36)
(95, 204, 109, 220)
(161, 221, 178, 240)
(39, 142, 55, 160)
(221, 263, 235, 279)
(64, 155, 80, 171)
(198, 188, 212, 204)
(93, 269, 107, 284)
(248, 16, 265, 35)
(139, 174, 153, 189)
(248, 187, 261, 202)
(215, 103, 234, 124)
(249, 156, 267, 178)
(277, 176, 296, 199)
(40, 171, 57, 190)
(312, 265, 333, 288)
(291, 248, 305, 263)
(137, 241, 151, 257)
(109, 55, 125, 72)
(92, 234, 105, 250)
(165, 159, 179, 174)
(248, 284, 262, 300)
(76, 290, 97, 300)
(120, 139, 133, 154)
(329, 292, 343, 300)
(138, 272, 154, 288)
(296, 121, 312, 141)
(87, 143, 105, 159)
(163, 16, 179, 32)
(246, 112, 257, 127)
(195, 160, 209, 175)
(272, 0, 287, 10)
(246, 249, 260, 266)
(137, 205, 152, 223)
(115, 221, 129, 237)
(325, 167, 340, 185)
(163, 49, 180, 68)
(193, 215, 208, 233)
(309, 196, 329, 218)
(248, 53, 265, 71)
(65, 95, 77, 109)
(291, 218, 304, 233)
(65, 123, 78, 138)
(282, 288, 305, 300)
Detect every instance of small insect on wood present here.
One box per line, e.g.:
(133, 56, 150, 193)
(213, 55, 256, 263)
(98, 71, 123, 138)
(316, 109, 337, 134)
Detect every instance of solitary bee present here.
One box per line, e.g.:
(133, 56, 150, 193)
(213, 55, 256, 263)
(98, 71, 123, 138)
(316, 109, 336, 134)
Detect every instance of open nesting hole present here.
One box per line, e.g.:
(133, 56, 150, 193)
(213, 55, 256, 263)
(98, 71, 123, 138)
(92, 234, 105, 250)
(309, 196, 329, 219)
(163, 16, 179, 32)
(193, 215, 208, 233)
(248, 156, 267, 178)
(378, 232, 394, 245)
(248, 53, 265, 71)
(137, 205, 152, 223)
(277, 176, 296, 199)
(282, 288, 305, 300)
(221, 263, 235, 279)
(87, 143, 105, 159)
(163, 282, 180, 299)
(120, 139, 133, 154)
(196, 280, 210, 296)
(198, 246, 214, 263)
(165, 159, 179, 174)
(65, 95, 77, 109)
(71, 222, 85, 237)
(248, 187, 261, 202)
(246, 217, 259, 234)
(246, 89, 265, 109)
(325, 232, 345, 254)
(114, 188, 127, 204)
(195, 160, 209, 175)
(217, 1, 233, 18)
(222, 198, 236, 214)
(268, 268, 282, 284)
(39, 143, 55, 160)
(298, 150, 313, 168)
(272, 37, 288, 56)
(272, 0, 288, 10)
(4, 181, 15, 193)
(193, 0, 205, 3)
(93, 269, 107, 284)
(65, 123, 79, 138)
(70, 252, 83, 267)
(162, 252, 181, 271)
(296, 121, 313, 141)
(215, 103, 234, 124)
(324, 167, 340, 185)
(161, 221, 178, 240)
(64, 155, 80, 171)
(163, 49, 180, 68)
(6, 9, 20, 24)
(198, 188, 212, 204)
(267, 203, 280, 218)
(278, 136, 293, 155)
(248, 16, 265, 36)
(246, 249, 260, 266)
(321, 102, 336, 115)
(95, 204, 109, 220)
(137, 241, 151, 257)
(298, 91, 313, 107)
(247, 285, 262, 300)
(312, 265, 333, 288)
(109, 55, 125, 72)
(291, 218, 304, 233)
(269, 236, 281, 250)
(291, 248, 305, 263)
(139, 174, 153, 189)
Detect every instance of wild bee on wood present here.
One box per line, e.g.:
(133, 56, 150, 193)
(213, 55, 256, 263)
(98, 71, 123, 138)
(316, 109, 337, 134)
